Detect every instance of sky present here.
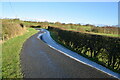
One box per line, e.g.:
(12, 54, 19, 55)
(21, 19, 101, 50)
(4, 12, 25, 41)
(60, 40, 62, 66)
(1, 2, 118, 26)
(1, 0, 119, 2)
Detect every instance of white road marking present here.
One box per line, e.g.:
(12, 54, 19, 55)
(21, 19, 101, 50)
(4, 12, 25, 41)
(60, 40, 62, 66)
(37, 29, 120, 79)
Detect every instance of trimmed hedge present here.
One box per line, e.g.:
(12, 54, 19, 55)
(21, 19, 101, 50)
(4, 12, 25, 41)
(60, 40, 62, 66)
(48, 26, 120, 73)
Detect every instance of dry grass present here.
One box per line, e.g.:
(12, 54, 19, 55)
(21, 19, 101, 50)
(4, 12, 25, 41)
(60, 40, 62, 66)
(2, 19, 26, 41)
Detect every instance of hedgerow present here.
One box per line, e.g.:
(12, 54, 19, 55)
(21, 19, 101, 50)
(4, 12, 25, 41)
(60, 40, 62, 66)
(48, 26, 120, 73)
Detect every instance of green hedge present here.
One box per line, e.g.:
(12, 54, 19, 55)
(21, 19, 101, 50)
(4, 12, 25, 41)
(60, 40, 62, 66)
(48, 26, 120, 73)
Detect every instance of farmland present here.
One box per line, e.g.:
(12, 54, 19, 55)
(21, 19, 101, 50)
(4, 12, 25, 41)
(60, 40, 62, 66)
(1, 18, 120, 78)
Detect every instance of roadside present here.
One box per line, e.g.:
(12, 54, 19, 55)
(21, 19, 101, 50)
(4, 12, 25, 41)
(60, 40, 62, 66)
(49, 28, 120, 75)
(2, 28, 38, 78)
(43, 29, 119, 78)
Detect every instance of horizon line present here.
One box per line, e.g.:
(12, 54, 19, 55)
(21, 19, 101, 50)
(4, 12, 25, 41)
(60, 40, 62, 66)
(1, 17, 119, 27)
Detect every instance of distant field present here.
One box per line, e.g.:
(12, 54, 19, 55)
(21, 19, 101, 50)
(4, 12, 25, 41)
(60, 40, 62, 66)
(48, 24, 120, 38)
(87, 32, 120, 37)
(2, 28, 38, 78)
(67, 29, 120, 37)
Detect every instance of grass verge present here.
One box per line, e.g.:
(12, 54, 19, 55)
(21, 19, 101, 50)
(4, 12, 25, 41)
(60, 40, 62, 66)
(2, 28, 38, 78)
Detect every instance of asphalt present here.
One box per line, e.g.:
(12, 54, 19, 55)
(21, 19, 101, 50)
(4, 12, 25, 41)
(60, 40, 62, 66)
(20, 31, 116, 78)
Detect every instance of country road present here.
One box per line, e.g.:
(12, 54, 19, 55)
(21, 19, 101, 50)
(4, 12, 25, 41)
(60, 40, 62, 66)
(20, 30, 117, 78)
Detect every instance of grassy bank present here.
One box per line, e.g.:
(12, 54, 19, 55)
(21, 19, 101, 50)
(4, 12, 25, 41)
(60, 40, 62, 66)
(2, 28, 38, 78)
(2, 19, 26, 41)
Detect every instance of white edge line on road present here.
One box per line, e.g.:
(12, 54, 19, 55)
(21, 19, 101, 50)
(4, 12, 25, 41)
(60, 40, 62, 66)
(37, 31, 119, 79)
(48, 45, 119, 79)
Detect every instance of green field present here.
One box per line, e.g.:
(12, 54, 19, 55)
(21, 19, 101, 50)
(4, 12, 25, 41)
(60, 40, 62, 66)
(2, 28, 38, 78)
(88, 32, 120, 37)
(48, 24, 120, 38)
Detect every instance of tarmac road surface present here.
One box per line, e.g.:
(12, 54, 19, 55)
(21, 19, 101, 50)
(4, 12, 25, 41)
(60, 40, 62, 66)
(20, 30, 116, 78)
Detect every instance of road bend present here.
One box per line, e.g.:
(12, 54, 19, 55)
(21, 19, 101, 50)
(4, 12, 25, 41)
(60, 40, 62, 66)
(20, 31, 116, 78)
